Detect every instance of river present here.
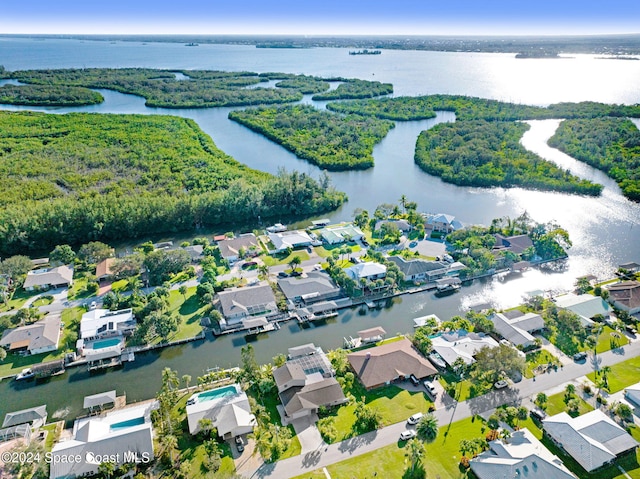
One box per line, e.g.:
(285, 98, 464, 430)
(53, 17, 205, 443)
(0, 38, 639, 422)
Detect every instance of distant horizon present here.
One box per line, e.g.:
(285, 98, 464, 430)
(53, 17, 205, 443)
(3, 33, 640, 38)
(2, 0, 639, 37)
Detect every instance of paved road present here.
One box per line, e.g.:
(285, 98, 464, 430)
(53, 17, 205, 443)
(245, 340, 640, 478)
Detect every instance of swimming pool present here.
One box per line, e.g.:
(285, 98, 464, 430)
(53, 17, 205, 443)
(91, 338, 122, 350)
(197, 385, 238, 402)
(110, 416, 145, 431)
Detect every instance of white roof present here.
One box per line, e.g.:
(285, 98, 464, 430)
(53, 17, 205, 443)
(625, 382, 640, 406)
(80, 308, 134, 339)
(186, 384, 256, 436)
(543, 410, 639, 472)
(50, 402, 157, 479)
(491, 312, 544, 346)
(555, 294, 610, 325)
(431, 330, 499, 366)
(471, 428, 576, 479)
(268, 230, 312, 250)
(345, 262, 387, 280)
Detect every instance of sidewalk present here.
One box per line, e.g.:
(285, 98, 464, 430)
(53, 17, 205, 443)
(244, 340, 640, 478)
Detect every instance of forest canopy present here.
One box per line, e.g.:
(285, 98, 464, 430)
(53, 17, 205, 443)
(0, 84, 103, 106)
(0, 111, 346, 255)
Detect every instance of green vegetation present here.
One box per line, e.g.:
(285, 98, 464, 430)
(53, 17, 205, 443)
(8, 68, 302, 108)
(586, 354, 640, 393)
(229, 104, 394, 170)
(524, 349, 559, 378)
(414, 120, 603, 195)
(549, 117, 640, 201)
(326, 95, 640, 122)
(545, 389, 594, 417)
(273, 75, 330, 94)
(0, 84, 103, 106)
(0, 111, 345, 255)
(311, 79, 393, 100)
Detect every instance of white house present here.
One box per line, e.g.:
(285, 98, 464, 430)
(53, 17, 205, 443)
(554, 294, 610, 327)
(345, 262, 387, 282)
(543, 410, 639, 472)
(268, 230, 313, 252)
(23, 265, 73, 291)
(49, 401, 157, 479)
(431, 330, 499, 367)
(186, 384, 256, 438)
(426, 213, 463, 233)
(80, 308, 136, 340)
(490, 311, 544, 348)
(471, 428, 577, 479)
(318, 224, 364, 245)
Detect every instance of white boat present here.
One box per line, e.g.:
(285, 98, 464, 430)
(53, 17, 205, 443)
(266, 223, 287, 233)
(15, 368, 35, 380)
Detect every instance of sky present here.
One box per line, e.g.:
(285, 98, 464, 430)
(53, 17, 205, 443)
(2, 0, 640, 36)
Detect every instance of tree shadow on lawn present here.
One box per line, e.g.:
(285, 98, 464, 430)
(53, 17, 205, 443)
(337, 429, 378, 454)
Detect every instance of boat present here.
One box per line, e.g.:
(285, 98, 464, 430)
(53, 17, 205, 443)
(185, 42, 199, 47)
(266, 223, 287, 233)
(435, 283, 460, 296)
(349, 49, 382, 55)
(15, 368, 35, 380)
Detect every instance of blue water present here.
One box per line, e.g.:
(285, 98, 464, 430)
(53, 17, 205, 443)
(198, 384, 238, 401)
(91, 338, 122, 350)
(110, 416, 145, 431)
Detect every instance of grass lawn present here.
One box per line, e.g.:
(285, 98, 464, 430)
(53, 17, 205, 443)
(261, 250, 310, 267)
(249, 388, 301, 460)
(155, 288, 207, 343)
(438, 371, 492, 402)
(41, 421, 63, 451)
(545, 391, 594, 417)
(586, 354, 640, 393)
(524, 349, 560, 378)
(0, 289, 42, 312)
(0, 307, 83, 377)
(67, 277, 93, 300)
(31, 296, 54, 308)
(315, 243, 361, 258)
(294, 416, 485, 479)
(110, 279, 130, 292)
(548, 325, 627, 356)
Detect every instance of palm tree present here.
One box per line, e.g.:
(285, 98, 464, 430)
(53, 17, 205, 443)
(459, 438, 474, 458)
(98, 461, 115, 479)
(399, 195, 408, 213)
(161, 433, 178, 465)
(288, 255, 301, 272)
(406, 437, 426, 472)
(416, 413, 439, 442)
(258, 264, 269, 279)
(178, 284, 188, 301)
(565, 383, 576, 399)
(499, 429, 512, 443)
(601, 365, 612, 389)
(182, 374, 192, 392)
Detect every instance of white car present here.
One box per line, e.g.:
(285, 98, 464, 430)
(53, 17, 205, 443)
(494, 380, 509, 389)
(400, 429, 417, 441)
(424, 381, 437, 398)
(407, 413, 423, 425)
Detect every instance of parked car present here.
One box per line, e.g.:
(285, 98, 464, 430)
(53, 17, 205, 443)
(89, 301, 97, 310)
(235, 436, 244, 453)
(530, 408, 547, 421)
(409, 374, 420, 386)
(277, 272, 288, 278)
(494, 380, 508, 389)
(400, 429, 417, 441)
(306, 246, 313, 253)
(407, 413, 423, 425)
(573, 351, 588, 361)
(424, 381, 437, 398)
(409, 241, 418, 248)
(362, 239, 370, 247)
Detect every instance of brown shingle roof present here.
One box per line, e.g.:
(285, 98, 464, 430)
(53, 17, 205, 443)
(95, 258, 115, 279)
(608, 281, 640, 311)
(347, 338, 437, 389)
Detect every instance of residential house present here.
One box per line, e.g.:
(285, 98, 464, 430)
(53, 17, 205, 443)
(554, 293, 610, 327)
(273, 344, 347, 421)
(387, 256, 449, 282)
(345, 262, 387, 282)
(215, 284, 278, 329)
(277, 271, 341, 305)
(80, 308, 136, 340)
(49, 401, 158, 479)
(490, 310, 544, 348)
(3, 405, 48, 429)
(268, 230, 313, 252)
(217, 233, 259, 263)
(426, 213, 463, 234)
(543, 410, 639, 472)
(23, 265, 73, 291)
(0, 316, 61, 355)
(347, 338, 437, 390)
(186, 384, 256, 438)
(493, 234, 534, 256)
(374, 219, 411, 233)
(431, 330, 499, 367)
(319, 224, 364, 244)
(624, 382, 640, 408)
(607, 281, 640, 314)
(95, 258, 116, 282)
(183, 244, 205, 262)
(470, 428, 577, 479)
(619, 262, 640, 273)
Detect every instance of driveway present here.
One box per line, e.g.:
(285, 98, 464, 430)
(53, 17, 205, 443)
(290, 414, 325, 454)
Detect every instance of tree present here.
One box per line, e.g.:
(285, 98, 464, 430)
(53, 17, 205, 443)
(288, 255, 302, 272)
(97, 461, 116, 479)
(416, 413, 438, 442)
(535, 392, 548, 411)
(178, 285, 188, 301)
(575, 276, 592, 294)
(353, 208, 370, 229)
(182, 374, 192, 392)
(272, 353, 287, 368)
(78, 241, 114, 265)
(565, 383, 576, 399)
(0, 348, 6, 362)
(144, 249, 191, 285)
(473, 344, 526, 383)
(406, 437, 426, 474)
(353, 399, 381, 434)
(412, 327, 433, 356)
(161, 433, 178, 465)
(0, 255, 34, 287)
(198, 417, 215, 438)
(241, 344, 260, 385)
(615, 403, 633, 422)
(149, 311, 178, 342)
(110, 252, 144, 278)
(49, 244, 76, 266)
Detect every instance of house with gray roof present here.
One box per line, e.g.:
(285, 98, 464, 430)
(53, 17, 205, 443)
(183, 244, 204, 262)
(374, 219, 411, 233)
(268, 230, 313, 253)
(431, 330, 499, 367)
(273, 344, 347, 421)
(624, 382, 640, 408)
(619, 262, 640, 273)
(490, 311, 544, 348)
(426, 213, 463, 233)
(345, 262, 387, 282)
(277, 271, 341, 305)
(217, 233, 259, 263)
(471, 428, 576, 479)
(554, 293, 610, 327)
(347, 338, 437, 390)
(607, 281, 640, 314)
(186, 383, 256, 438)
(387, 256, 449, 282)
(493, 234, 534, 256)
(319, 223, 364, 244)
(0, 315, 61, 355)
(23, 265, 73, 291)
(543, 410, 639, 472)
(3, 405, 47, 429)
(49, 401, 158, 479)
(215, 285, 277, 329)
